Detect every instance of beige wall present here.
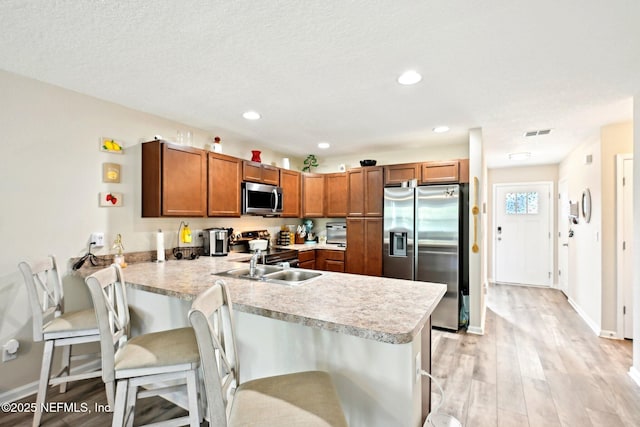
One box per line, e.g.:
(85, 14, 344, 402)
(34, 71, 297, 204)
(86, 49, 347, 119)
(317, 142, 469, 173)
(0, 70, 298, 395)
(559, 139, 603, 331)
(487, 164, 560, 283)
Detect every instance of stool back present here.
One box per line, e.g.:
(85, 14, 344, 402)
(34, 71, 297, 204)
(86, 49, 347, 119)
(18, 255, 64, 342)
(188, 280, 239, 426)
(84, 264, 130, 384)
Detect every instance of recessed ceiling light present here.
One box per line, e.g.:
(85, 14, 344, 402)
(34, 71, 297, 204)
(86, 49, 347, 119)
(508, 152, 531, 161)
(318, 142, 330, 149)
(397, 70, 422, 85)
(433, 126, 450, 133)
(242, 111, 261, 120)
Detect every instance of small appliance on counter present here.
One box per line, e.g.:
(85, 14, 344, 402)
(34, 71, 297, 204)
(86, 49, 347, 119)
(203, 227, 233, 256)
(233, 230, 299, 267)
(326, 222, 347, 246)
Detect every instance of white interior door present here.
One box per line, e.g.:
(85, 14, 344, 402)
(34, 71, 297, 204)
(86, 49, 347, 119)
(558, 179, 569, 294)
(622, 158, 634, 339)
(494, 182, 553, 286)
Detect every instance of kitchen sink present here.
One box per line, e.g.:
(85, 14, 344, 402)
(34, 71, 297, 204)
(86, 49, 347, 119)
(213, 265, 283, 280)
(213, 266, 322, 285)
(263, 269, 322, 284)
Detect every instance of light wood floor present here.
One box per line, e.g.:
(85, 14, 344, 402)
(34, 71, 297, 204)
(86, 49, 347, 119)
(4, 283, 638, 426)
(431, 283, 640, 427)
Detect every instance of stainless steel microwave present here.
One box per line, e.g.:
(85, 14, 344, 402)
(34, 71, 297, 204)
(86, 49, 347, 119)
(242, 182, 283, 215)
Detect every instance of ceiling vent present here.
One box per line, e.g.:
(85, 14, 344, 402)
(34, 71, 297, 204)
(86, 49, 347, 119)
(524, 129, 552, 137)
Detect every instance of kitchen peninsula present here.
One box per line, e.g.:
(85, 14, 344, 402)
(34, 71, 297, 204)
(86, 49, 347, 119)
(117, 255, 446, 427)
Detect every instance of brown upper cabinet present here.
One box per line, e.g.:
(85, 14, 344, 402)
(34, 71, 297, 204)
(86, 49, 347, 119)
(301, 172, 325, 218)
(208, 152, 242, 217)
(384, 163, 420, 186)
(242, 161, 280, 186)
(347, 166, 383, 217)
(142, 141, 207, 217)
(325, 172, 348, 217)
(280, 169, 301, 218)
(384, 159, 469, 186)
(458, 158, 469, 183)
(421, 160, 459, 184)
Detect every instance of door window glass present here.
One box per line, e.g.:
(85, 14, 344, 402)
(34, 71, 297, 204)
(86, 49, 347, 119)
(505, 192, 538, 215)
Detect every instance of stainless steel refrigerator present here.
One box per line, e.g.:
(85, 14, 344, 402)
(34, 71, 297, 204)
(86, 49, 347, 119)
(383, 184, 467, 330)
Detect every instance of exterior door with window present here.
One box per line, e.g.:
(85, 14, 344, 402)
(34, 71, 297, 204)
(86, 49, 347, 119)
(494, 182, 553, 286)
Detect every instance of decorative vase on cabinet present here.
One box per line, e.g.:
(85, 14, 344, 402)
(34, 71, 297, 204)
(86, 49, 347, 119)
(251, 150, 262, 162)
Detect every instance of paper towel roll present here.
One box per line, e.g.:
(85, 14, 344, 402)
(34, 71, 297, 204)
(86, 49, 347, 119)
(156, 229, 165, 262)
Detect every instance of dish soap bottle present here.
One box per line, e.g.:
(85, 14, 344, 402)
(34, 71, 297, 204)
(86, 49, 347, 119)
(181, 222, 192, 244)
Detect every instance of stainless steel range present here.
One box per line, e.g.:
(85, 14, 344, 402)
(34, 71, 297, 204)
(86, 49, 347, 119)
(233, 230, 299, 266)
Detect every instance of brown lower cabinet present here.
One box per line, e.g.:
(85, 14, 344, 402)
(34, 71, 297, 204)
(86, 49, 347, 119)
(298, 249, 316, 270)
(316, 249, 345, 272)
(345, 217, 382, 276)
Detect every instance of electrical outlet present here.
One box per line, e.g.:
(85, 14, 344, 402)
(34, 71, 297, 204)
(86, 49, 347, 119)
(415, 351, 421, 383)
(2, 339, 19, 362)
(91, 232, 105, 247)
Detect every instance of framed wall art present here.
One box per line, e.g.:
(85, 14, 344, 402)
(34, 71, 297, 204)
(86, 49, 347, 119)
(99, 192, 123, 207)
(100, 137, 124, 153)
(102, 162, 121, 183)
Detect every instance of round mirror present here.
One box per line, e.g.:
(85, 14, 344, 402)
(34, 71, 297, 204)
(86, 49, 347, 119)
(581, 188, 592, 223)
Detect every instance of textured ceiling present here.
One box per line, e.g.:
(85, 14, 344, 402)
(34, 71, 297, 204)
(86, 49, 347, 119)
(1, 0, 638, 167)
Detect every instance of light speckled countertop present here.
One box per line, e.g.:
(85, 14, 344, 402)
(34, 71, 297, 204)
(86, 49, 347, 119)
(117, 255, 445, 344)
(278, 243, 346, 251)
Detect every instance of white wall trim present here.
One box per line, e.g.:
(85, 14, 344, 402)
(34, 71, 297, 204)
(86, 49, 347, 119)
(616, 153, 634, 340)
(466, 325, 484, 335)
(599, 329, 621, 339)
(568, 297, 600, 336)
(0, 359, 100, 403)
(629, 366, 640, 387)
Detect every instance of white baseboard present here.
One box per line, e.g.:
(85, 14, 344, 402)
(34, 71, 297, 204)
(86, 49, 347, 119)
(0, 359, 100, 404)
(567, 297, 600, 336)
(599, 330, 621, 340)
(467, 326, 484, 335)
(629, 366, 640, 387)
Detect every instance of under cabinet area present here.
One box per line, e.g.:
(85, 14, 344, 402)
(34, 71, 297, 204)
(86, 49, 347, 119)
(142, 141, 207, 217)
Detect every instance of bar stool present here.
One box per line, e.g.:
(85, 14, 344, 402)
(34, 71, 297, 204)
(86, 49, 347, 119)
(85, 264, 200, 427)
(18, 255, 104, 427)
(188, 279, 348, 426)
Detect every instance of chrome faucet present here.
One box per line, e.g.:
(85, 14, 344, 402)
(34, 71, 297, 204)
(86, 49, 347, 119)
(249, 249, 262, 278)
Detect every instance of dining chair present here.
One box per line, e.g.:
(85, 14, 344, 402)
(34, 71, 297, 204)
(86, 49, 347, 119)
(188, 279, 348, 426)
(18, 255, 105, 427)
(85, 264, 200, 427)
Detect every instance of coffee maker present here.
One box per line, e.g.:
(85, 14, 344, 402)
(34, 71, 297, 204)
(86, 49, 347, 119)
(203, 228, 232, 256)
